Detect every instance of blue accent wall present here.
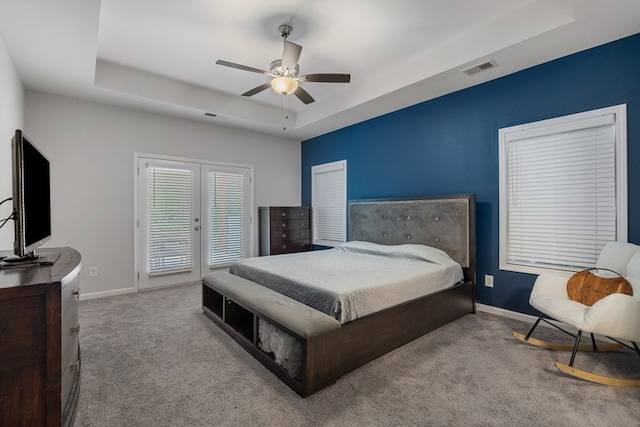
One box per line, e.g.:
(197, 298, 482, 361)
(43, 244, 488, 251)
(301, 33, 640, 315)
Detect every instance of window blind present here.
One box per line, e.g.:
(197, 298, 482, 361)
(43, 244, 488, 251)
(148, 167, 193, 275)
(312, 160, 346, 245)
(208, 171, 246, 267)
(505, 114, 616, 270)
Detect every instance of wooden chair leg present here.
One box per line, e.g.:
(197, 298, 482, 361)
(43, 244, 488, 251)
(555, 337, 640, 387)
(512, 332, 623, 352)
(554, 363, 640, 387)
(513, 316, 623, 352)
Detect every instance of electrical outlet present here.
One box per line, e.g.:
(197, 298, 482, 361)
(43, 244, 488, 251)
(89, 267, 98, 277)
(485, 274, 494, 287)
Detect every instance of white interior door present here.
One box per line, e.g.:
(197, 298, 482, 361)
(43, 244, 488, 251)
(137, 158, 201, 290)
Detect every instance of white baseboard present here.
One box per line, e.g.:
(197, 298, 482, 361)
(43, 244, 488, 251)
(476, 303, 580, 334)
(138, 280, 201, 292)
(80, 287, 134, 301)
(476, 303, 538, 324)
(81, 281, 201, 301)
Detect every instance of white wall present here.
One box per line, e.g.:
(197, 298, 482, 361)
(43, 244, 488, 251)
(0, 35, 24, 248)
(25, 91, 302, 298)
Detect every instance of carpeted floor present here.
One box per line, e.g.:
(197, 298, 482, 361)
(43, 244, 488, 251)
(75, 283, 640, 426)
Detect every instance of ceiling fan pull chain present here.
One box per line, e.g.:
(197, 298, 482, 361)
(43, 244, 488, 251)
(283, 95, 288, 130)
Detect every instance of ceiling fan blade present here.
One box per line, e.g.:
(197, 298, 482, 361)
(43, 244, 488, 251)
(216, 60, 269, 75)
(241, 83, 271, 97)
(281, 41, 302, 73)
(294, 86, 315, 104)
(299, 73, 351, 83)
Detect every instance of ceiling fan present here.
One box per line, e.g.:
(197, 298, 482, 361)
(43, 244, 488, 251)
(216, 25, 351, 105)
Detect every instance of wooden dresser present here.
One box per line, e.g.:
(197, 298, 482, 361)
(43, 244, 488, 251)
(259, 207, 312, 255)
(0, 247, 81, 427)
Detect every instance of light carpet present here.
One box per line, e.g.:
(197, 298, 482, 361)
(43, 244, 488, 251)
(75, 283, 640, 426)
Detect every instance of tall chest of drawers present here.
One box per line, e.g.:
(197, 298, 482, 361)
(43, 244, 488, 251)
(259, 207, 312, 255)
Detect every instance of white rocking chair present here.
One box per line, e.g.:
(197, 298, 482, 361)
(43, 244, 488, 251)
(513, 242, 640, 386)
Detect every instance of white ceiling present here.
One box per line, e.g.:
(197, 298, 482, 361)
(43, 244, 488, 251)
(1, 0, 639, 141)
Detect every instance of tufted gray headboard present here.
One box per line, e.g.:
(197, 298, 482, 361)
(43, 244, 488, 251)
(349, 194, 476, 283)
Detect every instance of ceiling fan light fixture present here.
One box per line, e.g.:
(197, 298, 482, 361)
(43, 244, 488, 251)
(271, 76, 298, 95)
(215, 24, 349, 106)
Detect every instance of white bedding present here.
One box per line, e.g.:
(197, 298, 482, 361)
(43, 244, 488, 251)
(229, 241, 464, 324)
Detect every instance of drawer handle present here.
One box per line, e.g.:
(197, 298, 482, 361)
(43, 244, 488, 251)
(72, 289, 80, 299)
(281, 212, 286, 217)
(70, 361, 80, 373)
(281, 233, 287, 238)
(282, 244, 287, 249)
(281, 223, 286, 228)
(70, 325, 80, 335)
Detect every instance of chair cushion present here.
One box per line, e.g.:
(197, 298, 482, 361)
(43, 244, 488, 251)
(625, 252, 640, 296)
(626, 251, 640, 280)
(529, 242, 640, 341)
(530, 293, 588, 327)
(531, 291, 640, 342)
(583, 293, 640, 342)
(596, 242, 640, 276)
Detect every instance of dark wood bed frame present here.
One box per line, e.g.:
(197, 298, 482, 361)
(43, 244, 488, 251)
(202, 194, 476, 396)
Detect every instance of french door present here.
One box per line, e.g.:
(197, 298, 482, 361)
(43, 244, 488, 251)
(136, 156, 252, 291)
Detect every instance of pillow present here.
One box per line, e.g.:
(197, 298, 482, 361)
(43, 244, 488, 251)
(567, 268, 633, 306)
(335, 241, 455, 264)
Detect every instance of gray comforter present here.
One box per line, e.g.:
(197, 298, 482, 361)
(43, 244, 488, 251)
(229, 241, 463, 323)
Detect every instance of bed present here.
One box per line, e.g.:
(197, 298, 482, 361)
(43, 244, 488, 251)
(202, 194, 476, 396)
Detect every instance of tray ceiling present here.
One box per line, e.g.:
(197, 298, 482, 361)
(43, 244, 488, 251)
(1, 0, 639, 140)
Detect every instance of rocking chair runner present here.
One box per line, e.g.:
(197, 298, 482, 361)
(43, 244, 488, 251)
(513, 242, 640, 386)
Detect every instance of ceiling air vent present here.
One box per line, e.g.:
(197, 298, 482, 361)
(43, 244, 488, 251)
(462, 60, 497, 76)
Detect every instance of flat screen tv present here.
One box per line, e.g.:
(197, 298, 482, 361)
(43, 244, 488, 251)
(10, 129, 51, 260)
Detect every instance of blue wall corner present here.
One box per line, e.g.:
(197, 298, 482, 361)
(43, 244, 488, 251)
(301, 33, 640, 315)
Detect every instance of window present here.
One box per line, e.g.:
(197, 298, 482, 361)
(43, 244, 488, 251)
(205, 168, 251, 267)
(312, 160, 347, 247)
(147, 166, 194, 275)
(499, 104, 627, 274)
